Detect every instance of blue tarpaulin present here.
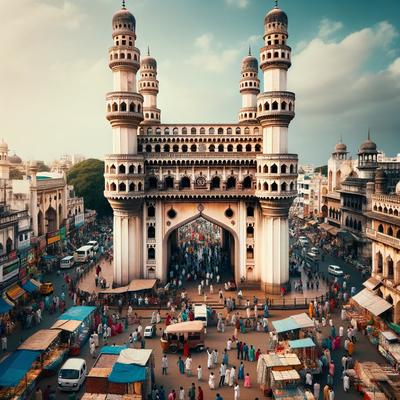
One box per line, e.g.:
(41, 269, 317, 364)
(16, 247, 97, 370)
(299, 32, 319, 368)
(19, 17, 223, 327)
(22, 280, 39, 294)
(0, 298, 13, 314)
(0, 350, 41, 387)
(108, 362, 146, 383)
(58, 306, 96, 321)
(272, 317, 300, 333)
(100, 345, 127, 355)
(288, 338, 316, 349)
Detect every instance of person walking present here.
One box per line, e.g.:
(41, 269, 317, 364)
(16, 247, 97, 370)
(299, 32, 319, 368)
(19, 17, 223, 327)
(234, 382, 240, 400)
(323, 384, 330, 400)
(197, 365, 203, 381)
(177, 356, 185, 374)
(167, 389, 176, 400)
(162, 354, 168, 375)
(229, 366, 236, 387)
(207, 348, 213, 369)
(188, 383, 196, 400)
(178, 387, 185, 400)
(343, 374, 350, 392)
(35, 387, 43, 400)
(244, 373, 251, 388)
(197, 386, 204, 400)
(208, 372, 216, 389)
(185, 355, 193, 376)
(313, 382, 320, 399)
(219, 363, 226, 387)
(238, 362, 244, 380)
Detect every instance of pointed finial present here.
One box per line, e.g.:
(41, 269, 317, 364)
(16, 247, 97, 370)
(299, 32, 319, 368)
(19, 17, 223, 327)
(122, 0, 126, 9)
(340, 134, 342, 144)
(248, 45, 252, 56)
(368, 128, 371, 141)
(147, 46, 150, 56)
(275, 0, 279, 8)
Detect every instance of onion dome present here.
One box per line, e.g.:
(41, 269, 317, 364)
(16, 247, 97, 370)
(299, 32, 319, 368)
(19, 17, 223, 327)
(112, 1, 136, 33)
(9, 153, 22, 164)
(264, 6, 288, 26)
(359, 130, 377, 153)
(241, 47, 258, 72)
(334, 142, 347, 153)
(141, 47, 157, 69)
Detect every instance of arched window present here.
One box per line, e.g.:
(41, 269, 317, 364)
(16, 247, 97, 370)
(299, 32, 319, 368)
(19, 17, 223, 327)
(281, 101, 287, 110)
(173, 144, 179, 152)
(129, 182, 135, 191)
(272, 101, 278, 110)
(378, 224, 384, 233)
(218, 144, 224, 152)
(263, 182, 268, 191)
(255, 144, 261, 151)
(107, 104, 111, 112)
(242, 176, 252, 189)
(148, 176, 158, 190)
(164, 144, 170, 152)
(182, 145, 188, 152)
(247, 246, 254, 259)
(281, 164, 287, 173)
(264, 102, 270, 111)
(148, 247, 155, 260)
(138, 182, 143, 191)
(129, 103, 135, 112)
(271, 182, 278, 191)
(110, 182, 117, 191)
(281, 182, 287, 191)
(211, 176, 220, 189)
(118, 164, 126, 174)
(154, 144, 161, 152)
(218, 127, 224, 134)
(145, 144, 152, 152)
(147, 226, 155, 239)
(245, 144, 252, 152)
(190, 144, 197, 152)
(165, 176, 174, 189)
(289, 164, 294, 173)
(227, 144, 233, 152)
(236, 127, 241, 134)
(6, 238, 13, 253)
(147, 127, 153, 134)
(120, 102, 127, 112)
(263, 165, 268, 173)
(148, 205, 155, 217)
(271, 164, 278, 173)
(118, 182, 126, 191)
(182, 127, 187, 134)
(180, 176, 191, 189)
(237, 144, 243, 152)
(387, 257, 394, 278)
(246, 226, 254, 238)
(247, 206, 254, 217)
(388, 226, 393, 236)
(226, 176, 236, 190)
(357, 221, 362, 231)
(173, 127, 179, 134)
(376, 252, 383, 273)
(290, 182, 294, 191)
(200, 127, 205, 134)
(191, 127, 197, 134)
(110, 164, 116, 174)
(209, 145, 215, 152)
(209, 127, 215, 134)
(112, 102, 118, 112)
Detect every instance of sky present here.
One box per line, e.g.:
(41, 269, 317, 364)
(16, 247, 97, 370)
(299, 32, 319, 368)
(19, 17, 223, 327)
(1, 0, 399, 166)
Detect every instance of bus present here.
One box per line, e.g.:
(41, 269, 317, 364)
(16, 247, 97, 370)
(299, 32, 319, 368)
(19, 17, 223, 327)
(74, 245, 93, 263)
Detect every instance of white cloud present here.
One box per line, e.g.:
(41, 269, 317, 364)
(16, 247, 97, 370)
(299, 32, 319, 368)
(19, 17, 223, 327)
(187, 33, 241, 73)
(317, 18, 343, 38)
(289, 20, 400, 163)
(225, 0, 250, 9)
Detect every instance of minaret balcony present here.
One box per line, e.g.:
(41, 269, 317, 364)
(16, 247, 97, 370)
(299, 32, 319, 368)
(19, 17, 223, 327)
(106, 92, 144, 124)
(257, 91, 295, 124)
(260, 45, 291, 70)
(109, 46, 140, 71)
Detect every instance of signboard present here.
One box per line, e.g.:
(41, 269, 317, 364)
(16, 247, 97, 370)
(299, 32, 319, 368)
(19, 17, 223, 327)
(2, 259, 20, 282)
(47, 230, 61, 245)
(60, 226, 67, 241)
(75, 213, 85, 228)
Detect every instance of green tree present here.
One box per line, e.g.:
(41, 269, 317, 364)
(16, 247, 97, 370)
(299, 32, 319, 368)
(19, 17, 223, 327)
(9, 168, 23, 179)
(67, 159, 112, 217)
(314, 165, 328, 176)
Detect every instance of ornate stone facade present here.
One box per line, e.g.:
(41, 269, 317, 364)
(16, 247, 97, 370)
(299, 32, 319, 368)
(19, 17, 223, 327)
(104, 3, 298, 293)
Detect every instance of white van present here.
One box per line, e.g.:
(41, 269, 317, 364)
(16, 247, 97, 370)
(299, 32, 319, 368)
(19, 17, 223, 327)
(194, 304, 208, 327)
(74, 245, 93, 263)
(87, 240, 99, 252)
(60, 256, 75, 269)
(328, 265, 344, 276)
(58, 358, 87, 391)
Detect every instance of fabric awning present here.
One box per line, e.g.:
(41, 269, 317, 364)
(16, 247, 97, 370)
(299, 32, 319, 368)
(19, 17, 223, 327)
(272, 317, 300, 333)
(18, 329, 60, 351)
(319, 223, 341, 236)
(353, 288, 393, 316)
(0, 350, 41, 387)
(51, 319, 82, 332)
(288, 338, 316, 349)
(100, 345, 128, 355)
(127, 279, 157, 292)
(117, 349, 152, 366)
(259, 353, 301, 368)
(271, 369, 300, 381)
(363, 277, 382, 291)
(7, 284, 25, 300)
(291, 313, 315, 329)
(22, 279, 40, 293)
(165, 321, 204, 334)
(99, 286, 129, 295)
(108, 362, 146, 383)
(0, 297, 13, 314)
(58, 306, 96, 321)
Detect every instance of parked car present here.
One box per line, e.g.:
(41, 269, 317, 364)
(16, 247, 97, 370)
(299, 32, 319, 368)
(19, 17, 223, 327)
(144, 325, 156, 338)
(328, 265, 344, 276)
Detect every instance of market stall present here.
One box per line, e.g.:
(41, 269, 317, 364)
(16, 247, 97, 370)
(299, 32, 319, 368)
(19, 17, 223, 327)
(21, 279, 41, 295)
(0, 296, 14, 315)
(271, 369, 314, 400)
(51, 306, 96, 355)
(18, 329, 67, 375)
(288, 338, 320, 375)
(378, 330, 400, 370)
(271, 313, 315, 342)
(0, 350, 41, 400)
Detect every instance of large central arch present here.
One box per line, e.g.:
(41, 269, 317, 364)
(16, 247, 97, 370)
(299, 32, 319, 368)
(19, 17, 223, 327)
(160, 204, 242, 284)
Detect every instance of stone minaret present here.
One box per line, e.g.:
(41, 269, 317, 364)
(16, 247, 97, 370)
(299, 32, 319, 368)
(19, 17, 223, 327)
(256, 3, 298, 293)
(238, 47, 260, 124)
(139, 47, 161, 125)
(104, 1, 144, 286)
